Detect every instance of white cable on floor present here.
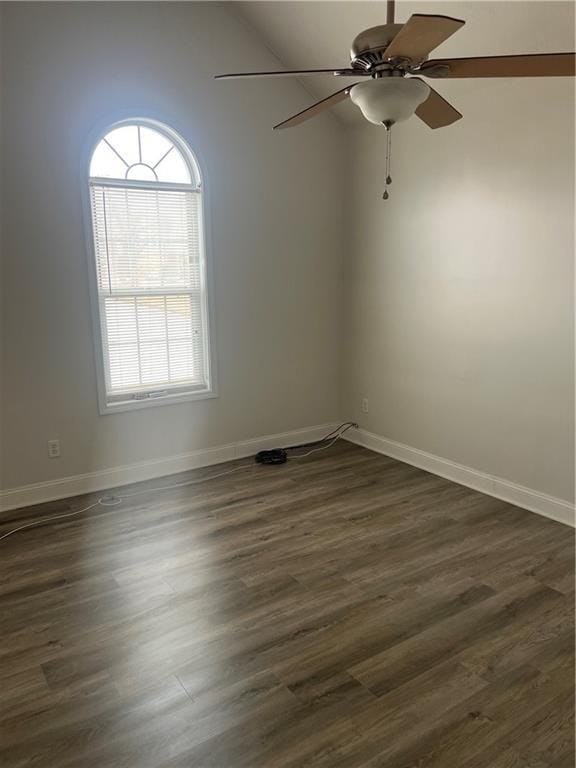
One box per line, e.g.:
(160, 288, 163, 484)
(0, 501, 103, 542)
(290, 430, 349, 459)
(118, 464, 251, 499)
(0, 465, 252, 543)
(0, 425, 354, 543)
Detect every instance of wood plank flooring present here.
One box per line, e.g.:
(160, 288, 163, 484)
(0, 442, 573, 767)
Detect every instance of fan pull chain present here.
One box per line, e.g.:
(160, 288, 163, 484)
(383, 124, 393, 201)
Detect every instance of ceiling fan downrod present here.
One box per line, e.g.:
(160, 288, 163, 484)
(386, 0, 395, 25)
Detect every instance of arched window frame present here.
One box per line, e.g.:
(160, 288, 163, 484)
(84, 117, 216, 414)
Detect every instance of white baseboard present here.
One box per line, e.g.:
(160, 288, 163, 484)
(0, 423, 338, 513)
(4, 422, 573, 528)
(345, 428, 575, 528)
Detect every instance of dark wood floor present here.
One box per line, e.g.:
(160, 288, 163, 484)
(0, 442, 574, 767)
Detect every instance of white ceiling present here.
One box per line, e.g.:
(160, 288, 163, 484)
(231, 1, 575, 126)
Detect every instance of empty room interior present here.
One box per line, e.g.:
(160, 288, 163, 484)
(1, 1, 575, 765)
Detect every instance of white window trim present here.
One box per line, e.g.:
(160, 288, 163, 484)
(82, 117, 218, 415)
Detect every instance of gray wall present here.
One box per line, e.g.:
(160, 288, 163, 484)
(342, 73, 575, 502)
(0, 2, 346, 489)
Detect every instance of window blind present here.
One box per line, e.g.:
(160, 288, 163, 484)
(90, 184, 209, 403)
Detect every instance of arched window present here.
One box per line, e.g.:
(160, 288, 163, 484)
(87, 119, 214, 411)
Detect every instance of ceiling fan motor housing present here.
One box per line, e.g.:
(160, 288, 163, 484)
(350, 24, 407, 70)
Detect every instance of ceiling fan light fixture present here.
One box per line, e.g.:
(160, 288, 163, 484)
(350, 77, 430, 125)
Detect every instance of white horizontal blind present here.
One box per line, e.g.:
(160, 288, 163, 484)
(90, 183, 209, 403)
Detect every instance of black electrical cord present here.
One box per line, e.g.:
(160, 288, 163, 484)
(255, 422, 358, 465)
(286, 421, 358, 451)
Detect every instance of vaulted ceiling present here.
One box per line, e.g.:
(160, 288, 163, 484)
(229, 1, 575, 126)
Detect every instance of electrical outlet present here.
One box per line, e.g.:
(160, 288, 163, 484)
(361, 398, 369, 414)
(47, 439, 61, 458)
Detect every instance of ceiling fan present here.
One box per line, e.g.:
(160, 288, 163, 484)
(215, 1, 575, 131)
(216, 1, 574, 198)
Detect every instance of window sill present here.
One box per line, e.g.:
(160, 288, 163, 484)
(98, 388, 218, 415)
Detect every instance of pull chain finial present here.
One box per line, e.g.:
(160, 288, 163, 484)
(382, 121, 393, 200)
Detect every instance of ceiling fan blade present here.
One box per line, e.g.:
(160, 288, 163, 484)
(420, 52, 576, 78)
(215, 68, 361, 80)
(413, 79, 462, 128)
(273, 85, 356, 130)
(383, 14, 465, 63)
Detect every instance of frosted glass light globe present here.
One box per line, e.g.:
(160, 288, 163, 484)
(350, 78, 430, 125)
